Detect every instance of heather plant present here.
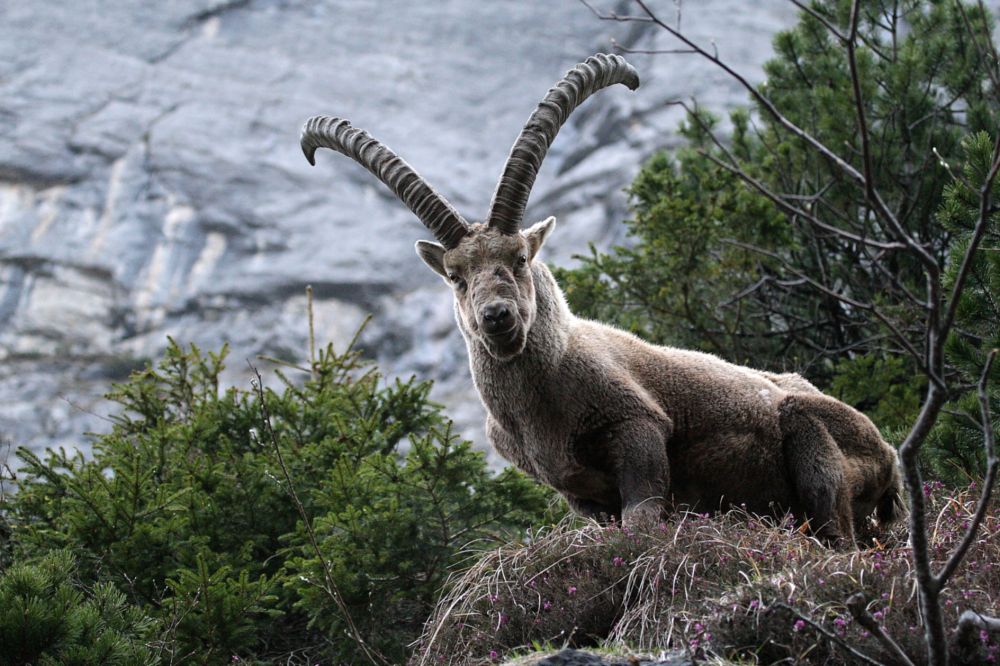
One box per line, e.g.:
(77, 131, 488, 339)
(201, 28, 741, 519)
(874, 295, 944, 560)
(3, 318, 554, 664)
(415, 484, 1000, 665)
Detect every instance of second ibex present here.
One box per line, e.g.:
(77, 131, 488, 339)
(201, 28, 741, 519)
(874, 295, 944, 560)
(301, 53, 903, 545)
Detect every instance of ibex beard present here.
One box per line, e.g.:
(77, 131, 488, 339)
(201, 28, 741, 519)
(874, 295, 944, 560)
(301, 54, 905, 546)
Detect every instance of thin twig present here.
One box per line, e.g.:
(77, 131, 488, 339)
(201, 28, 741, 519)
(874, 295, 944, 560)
(307, 284, 317, 380)
(256, 355, 312, 374)
(768, 602, 886, 665)
(249, 363, 389, 666)
(846, 592, 917, 666)
(932, 146, 976, 192)
(789, 0, 848, 43)
(676, 99, 906, 252)
(585, 0, 940, 275)
(722, 238, 931, 374)
(955, 1, 1000, 97)
(611, 40, 697, 55)
(847, 1, 874, 201)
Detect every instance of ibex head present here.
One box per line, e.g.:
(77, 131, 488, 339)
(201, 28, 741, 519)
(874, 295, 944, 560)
(301, 54, 639, 360)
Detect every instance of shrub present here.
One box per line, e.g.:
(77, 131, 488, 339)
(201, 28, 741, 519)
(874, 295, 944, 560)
(4, 325, 555, 663)
(0, 550, 159, 665)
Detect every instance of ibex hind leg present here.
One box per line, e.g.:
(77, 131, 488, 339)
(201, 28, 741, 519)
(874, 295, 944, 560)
(779, 396, 855, 547)
(616, 418, 671, 525)
(565, 495, 622, 524)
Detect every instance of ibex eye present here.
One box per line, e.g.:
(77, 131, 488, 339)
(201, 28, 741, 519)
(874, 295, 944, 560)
(517, 255, 527, 265)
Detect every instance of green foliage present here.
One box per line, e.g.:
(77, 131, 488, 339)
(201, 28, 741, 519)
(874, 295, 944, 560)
(0, 550, 158, 665)
(829, 354, 924, 432)
(4, 331, 555, 663)
(555, 132, 790, 365)
(926, 131, 1000, 484)
(558, 0, 999, 481)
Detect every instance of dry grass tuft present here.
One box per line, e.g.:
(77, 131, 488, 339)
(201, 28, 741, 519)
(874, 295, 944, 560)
(412, 485, 1000, 665)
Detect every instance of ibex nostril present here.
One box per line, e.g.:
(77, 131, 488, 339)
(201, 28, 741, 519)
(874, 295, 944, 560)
(482, 304, 510, 321)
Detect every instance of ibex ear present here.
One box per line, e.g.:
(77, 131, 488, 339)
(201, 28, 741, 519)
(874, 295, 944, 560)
(524, 216, 556, 261)
(415, 240, 448, 278)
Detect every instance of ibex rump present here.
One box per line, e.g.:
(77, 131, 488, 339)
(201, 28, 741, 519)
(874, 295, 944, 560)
(301, 54, 904, 545)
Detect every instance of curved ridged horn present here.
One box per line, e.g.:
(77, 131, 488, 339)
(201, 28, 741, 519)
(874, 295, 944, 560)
(301, 116, 470, 249)
(486, 53, 639, 235)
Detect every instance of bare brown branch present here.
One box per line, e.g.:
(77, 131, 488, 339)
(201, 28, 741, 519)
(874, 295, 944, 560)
(677, 100, 908, 252)
(846, 592, 918, 666)
(789, 0, 848, 43)
(722, 238, 931, 373)
(586, 0, 941, 275)
(769, 602, 886, 665)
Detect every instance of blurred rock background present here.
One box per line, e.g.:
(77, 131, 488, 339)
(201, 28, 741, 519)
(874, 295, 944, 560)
(0, 0, 798, 466)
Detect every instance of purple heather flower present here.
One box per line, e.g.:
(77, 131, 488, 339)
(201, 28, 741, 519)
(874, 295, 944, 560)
(612, 556, 626, 567)
(793, 619, 806, 632)
(543, 600, 552, 611)
(568, 586, 577, 596)
(489, 650, 498, 661)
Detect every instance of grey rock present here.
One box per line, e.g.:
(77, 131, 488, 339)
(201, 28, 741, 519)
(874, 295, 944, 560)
(530, 648, 692, 666)
(0, 0, 808, 464)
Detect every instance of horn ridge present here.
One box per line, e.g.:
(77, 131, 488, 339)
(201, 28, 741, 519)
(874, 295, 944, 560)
(300, 115, 470, 248)
(486, 53, 639, 235)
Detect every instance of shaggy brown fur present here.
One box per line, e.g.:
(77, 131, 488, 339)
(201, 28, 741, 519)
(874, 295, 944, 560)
(417, 220, 904, 545)
(302, 53, 904, 546)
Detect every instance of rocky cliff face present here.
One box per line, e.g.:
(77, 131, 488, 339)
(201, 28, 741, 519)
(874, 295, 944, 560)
(0, 1, 798, 465)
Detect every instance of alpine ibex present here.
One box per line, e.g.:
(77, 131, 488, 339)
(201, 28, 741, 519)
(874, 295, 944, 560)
(300, 53, 904, 544)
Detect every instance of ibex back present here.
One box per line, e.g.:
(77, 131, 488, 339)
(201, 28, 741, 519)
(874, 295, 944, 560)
(300, 54, 904, 545)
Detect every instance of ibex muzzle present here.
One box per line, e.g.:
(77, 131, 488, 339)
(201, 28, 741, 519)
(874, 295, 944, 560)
(301, 54, 904, 545)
